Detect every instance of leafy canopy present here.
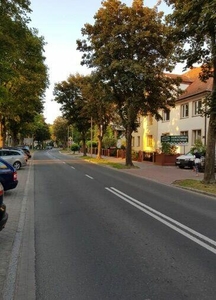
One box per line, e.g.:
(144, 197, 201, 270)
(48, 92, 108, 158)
(77, 0, 181, 165)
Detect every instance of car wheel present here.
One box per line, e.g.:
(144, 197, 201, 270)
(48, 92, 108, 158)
(13, 161, 21, 170)
(179, 165, 184, 169)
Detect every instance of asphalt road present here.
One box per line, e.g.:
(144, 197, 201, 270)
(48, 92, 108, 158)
(2, 149, 216, 299)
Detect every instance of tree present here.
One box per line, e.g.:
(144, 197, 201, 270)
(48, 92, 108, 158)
(165, 0, 216, 183)
(81, 74, 115, 158)
(52, 117, 69, 148)
(53, 74, 91, 155)
(33, 114, 51, 148)
(77, 0, 181, 166)
(0, 0, 49, 146)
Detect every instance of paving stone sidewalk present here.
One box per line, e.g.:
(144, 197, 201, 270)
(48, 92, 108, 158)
(89, 154, 203, 185)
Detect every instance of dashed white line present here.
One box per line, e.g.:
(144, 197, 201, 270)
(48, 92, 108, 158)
(85, 174, 94, 179)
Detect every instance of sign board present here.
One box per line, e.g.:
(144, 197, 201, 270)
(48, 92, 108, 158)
(161, 135, 188, 144)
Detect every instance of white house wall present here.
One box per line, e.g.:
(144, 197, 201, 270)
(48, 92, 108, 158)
(132, 96, 209, 155)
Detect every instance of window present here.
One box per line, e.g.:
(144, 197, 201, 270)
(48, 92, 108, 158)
(147, 135, 153, 147)
(0, 162, 7, 169)
(132, 136, 135, 147)
(180, 131, 188, 137)
(192, 130, 201, 144)
(148, 114, 153, 125)
(181, 103, 189, 118)
(162, 110, 170, 121)
(193, 100, 202, 116)
(137, 136, 140, 147)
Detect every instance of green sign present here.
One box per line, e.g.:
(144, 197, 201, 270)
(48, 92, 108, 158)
(161, 135, 188, 144)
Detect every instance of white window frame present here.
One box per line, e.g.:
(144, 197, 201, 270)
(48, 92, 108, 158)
(181, 103, 189, 118)
(192, 129, 201, 144)
(193, 100, 202, 116)
(162, 110, 170, 122)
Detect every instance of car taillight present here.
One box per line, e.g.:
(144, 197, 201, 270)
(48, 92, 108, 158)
(13, 171, 17, 181)
(0, 183, 4, 196)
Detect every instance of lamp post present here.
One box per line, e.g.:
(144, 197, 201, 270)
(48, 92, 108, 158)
(91, 117, 93, 157)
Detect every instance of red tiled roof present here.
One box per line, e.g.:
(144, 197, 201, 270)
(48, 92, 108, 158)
(179, 67, 213, 99)
(166, 67, 213, 99)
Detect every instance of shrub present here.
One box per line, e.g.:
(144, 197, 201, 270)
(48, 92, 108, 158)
(71, 143, 80, 153)
(161, 142, 177, 155)
(86, 141, 97, 148)
(190, 139, 206, 155)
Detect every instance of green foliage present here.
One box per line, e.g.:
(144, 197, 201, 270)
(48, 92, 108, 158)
(77, 0, 181, 165)
(0, 0, 49, 145)
(164, 0, 216, 182)
(102, 136, 117, 149)
(161, 142, 178, 155)
(190, 139, 206, 155)
(33, 114, 51, 143)
(71, 143, 80, 153)
(86, 140, 98, 148)
(132, 150, 139, 160)
(52, 117, 69, 147)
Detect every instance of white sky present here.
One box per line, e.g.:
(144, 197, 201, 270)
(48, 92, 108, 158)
(29, 0, 183, 124)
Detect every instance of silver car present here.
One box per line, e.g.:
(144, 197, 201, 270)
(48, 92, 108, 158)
(0, 149, 27, 170)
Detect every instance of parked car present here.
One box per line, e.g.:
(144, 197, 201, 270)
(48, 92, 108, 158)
(0, 182, 8, 231)
(16, 146, 31, 159)
(0, 149, 27, 170)
(176, 151, 205, 170)
(175, 152, 195, 169)
(0, 157, 18, 191)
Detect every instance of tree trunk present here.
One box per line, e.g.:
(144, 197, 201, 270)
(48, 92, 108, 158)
(203, 112, 216, 183)
(1, 116, 6, 147)
(203, 59, 216, 184)
(82, 138, 87, 156)
(97, 135, 102, 159)
(125, 127, 133, 166)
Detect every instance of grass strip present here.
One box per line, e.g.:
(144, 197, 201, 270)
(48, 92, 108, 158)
(173, 179, 216, 195)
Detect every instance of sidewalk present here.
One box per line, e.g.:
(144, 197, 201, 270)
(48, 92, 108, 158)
(93, 155, 203, 185)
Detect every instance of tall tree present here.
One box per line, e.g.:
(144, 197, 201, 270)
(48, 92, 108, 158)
(53, 74, 90, 156)
(77, 0, 181, 166)
(165, 0, 216, 183)
(33, 114, 51, 148)
(52, 117, 69, 148)
(0, 0, 49, 146)
(81, 74, 115, 159)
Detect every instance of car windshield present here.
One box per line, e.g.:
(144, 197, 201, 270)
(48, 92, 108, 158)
(185, 152, 193, 156)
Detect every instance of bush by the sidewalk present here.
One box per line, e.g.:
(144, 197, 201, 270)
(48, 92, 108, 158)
(71, 143, 80, 153)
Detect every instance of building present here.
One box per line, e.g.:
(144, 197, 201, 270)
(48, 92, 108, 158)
(132, 67, 212, 157)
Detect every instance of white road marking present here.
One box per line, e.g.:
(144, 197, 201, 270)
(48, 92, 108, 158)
(86, 174, 94, 179)
(106, 187, 216, 255)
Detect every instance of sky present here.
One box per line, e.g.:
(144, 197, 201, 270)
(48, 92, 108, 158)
(29, 0, 181, 124)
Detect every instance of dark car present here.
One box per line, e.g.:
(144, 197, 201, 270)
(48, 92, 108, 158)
(0, 182, 8, 231)
(19, 147, 31, 159)
(0, 157, 18, 191)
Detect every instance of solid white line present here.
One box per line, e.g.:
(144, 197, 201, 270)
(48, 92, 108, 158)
(106, 187, 216, 255)
(85, 174, 94, 179)
(71, 166, 75, 169)
(3, 161, 32, 300)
